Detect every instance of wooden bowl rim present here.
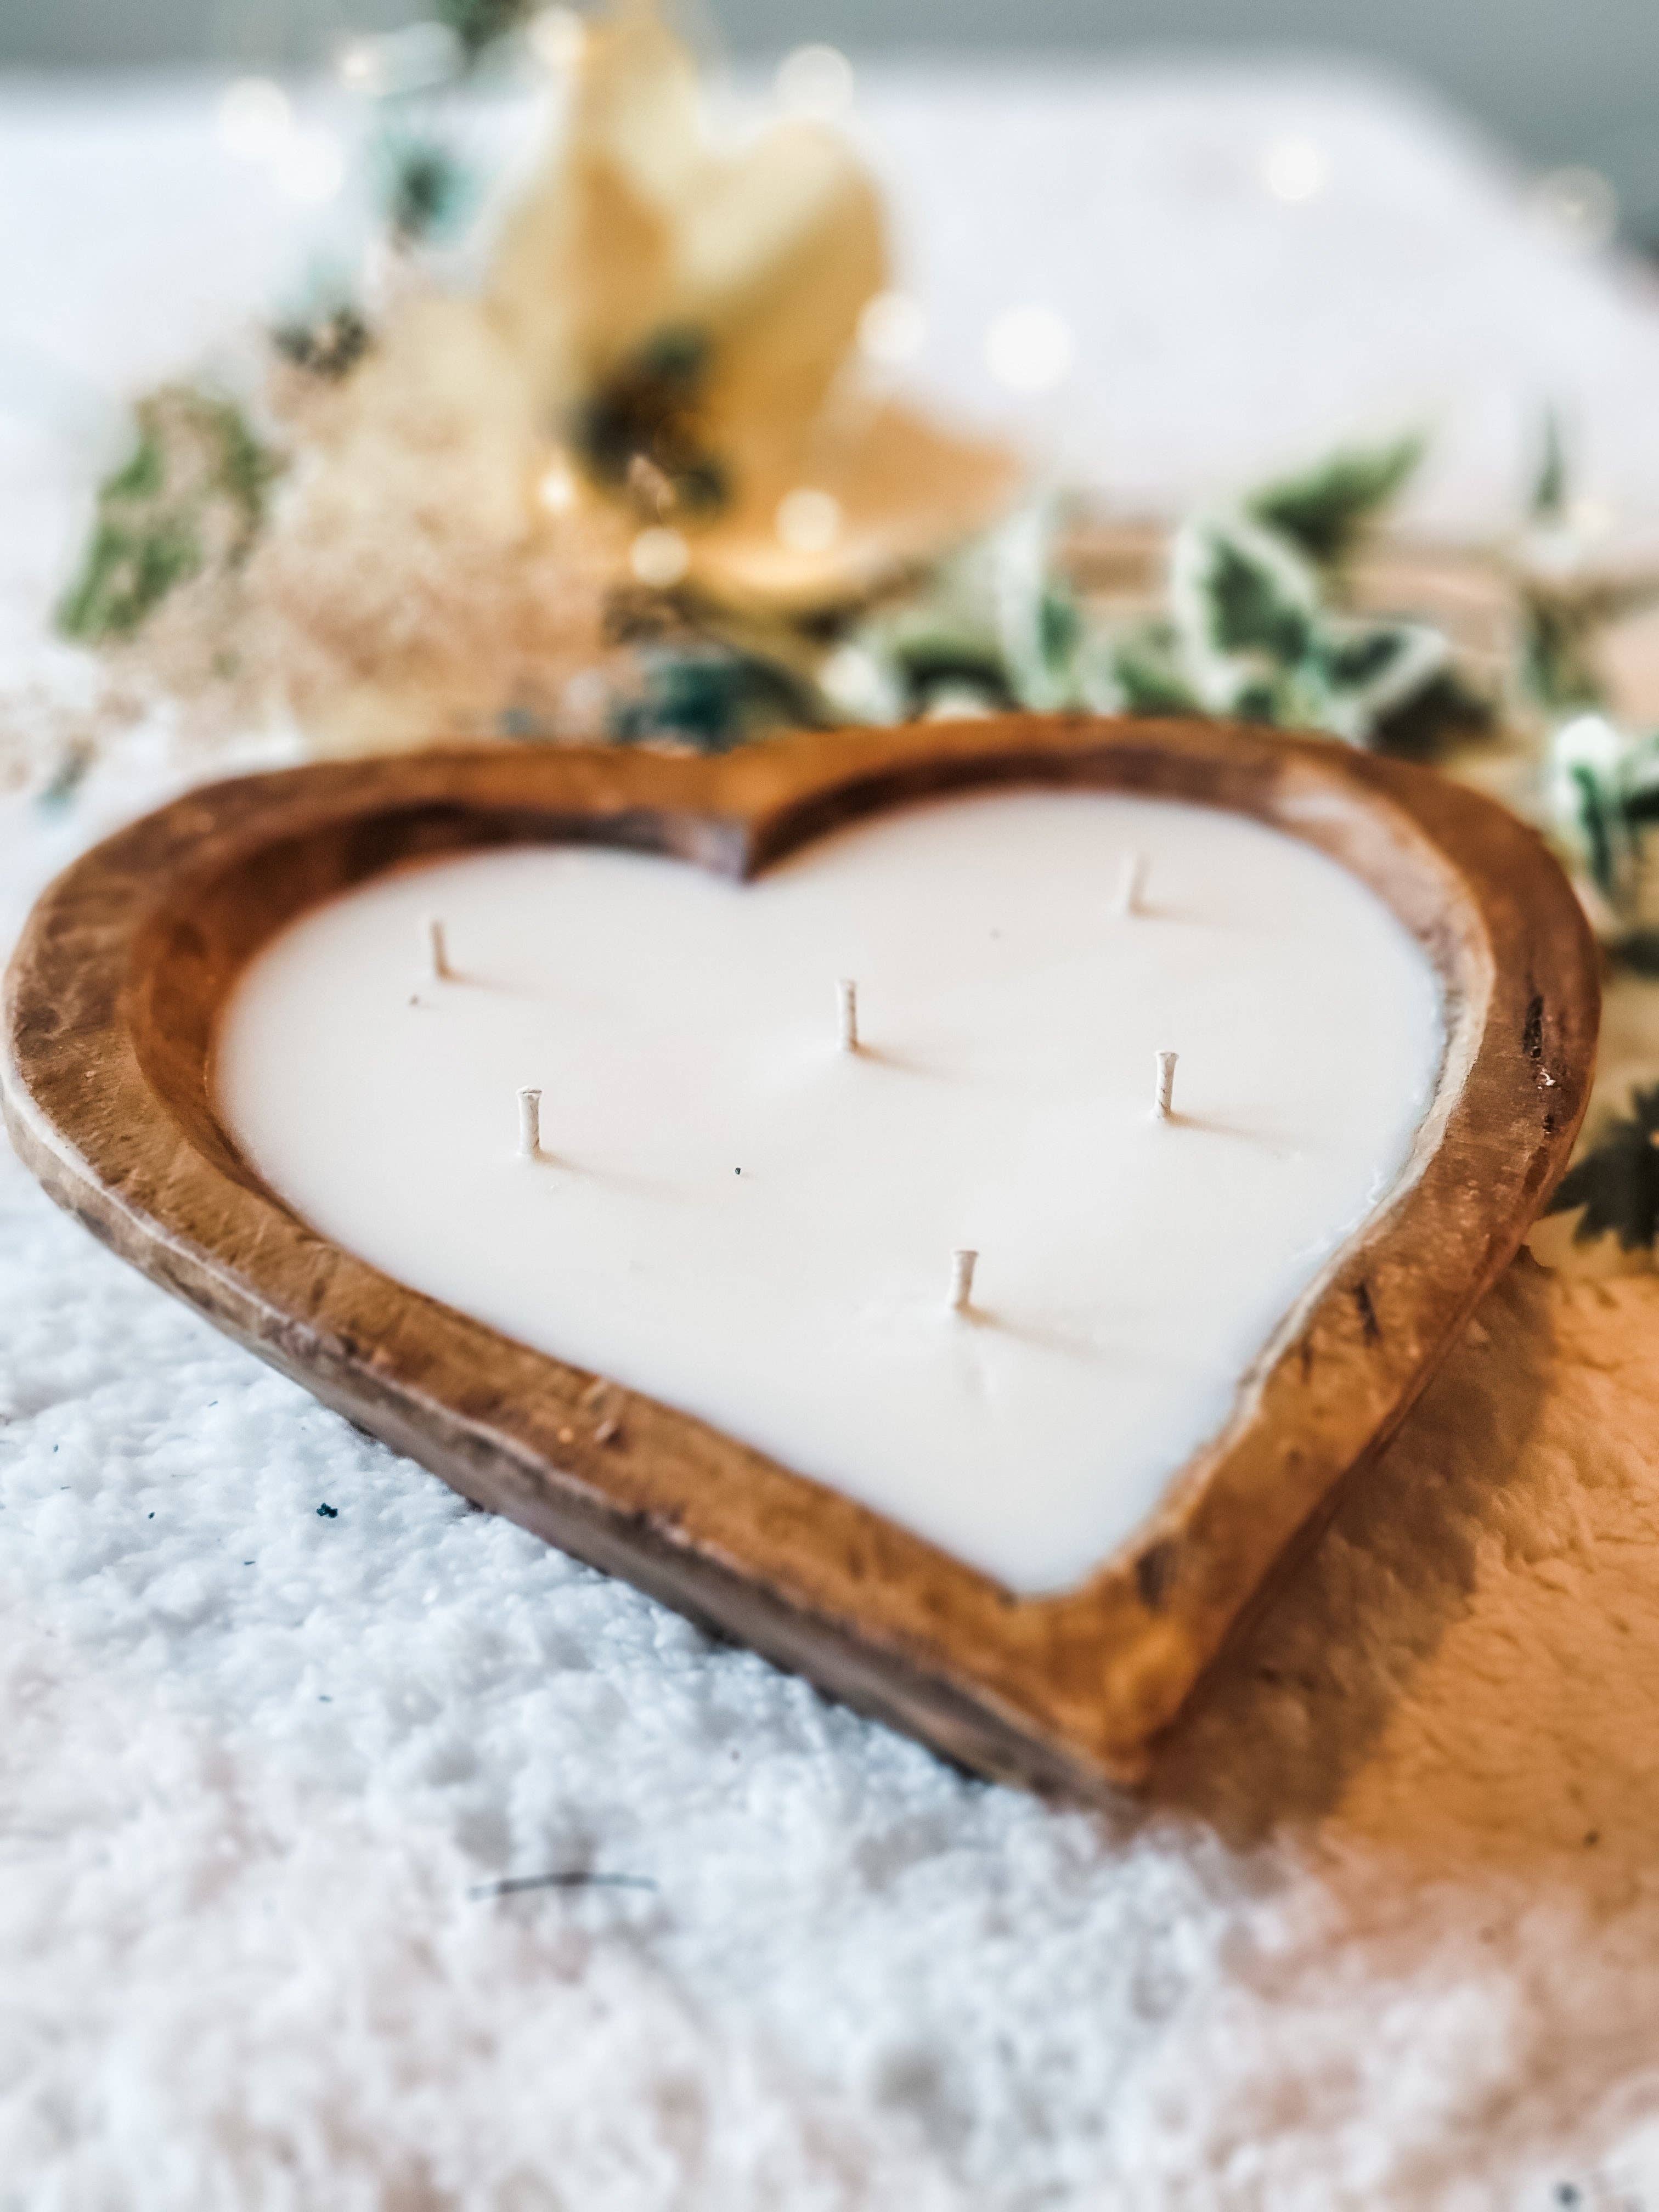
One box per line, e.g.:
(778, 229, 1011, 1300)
(0, 714, 1600, 1792)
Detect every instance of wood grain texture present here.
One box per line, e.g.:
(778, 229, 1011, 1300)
(1, 716, 1600, 1795)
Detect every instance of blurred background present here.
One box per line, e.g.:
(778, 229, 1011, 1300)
(12, 14, 1659, 2208)
(2, 1, 1653, 245)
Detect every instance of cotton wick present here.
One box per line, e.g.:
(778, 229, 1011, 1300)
(838, 977, 860, 1053)
(427, 916, 451, 981)
(1154, 1050, 1178, 1121)
(950, 1248, 978, 1314)
(1118, 853, 1146, 918)
(517, 1086, 543, 1160)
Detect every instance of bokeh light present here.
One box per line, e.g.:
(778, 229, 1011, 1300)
(216, 77, 292, 163)
(1260, 136, 1329, 204)
(630, 527, 690, 588)
(858, 291, 927, 368)
(984, 304, 1075, 394)
(273, 129, 346, 205)
(1532, 165, 1618, 250)
(775, 44, 855, 122)
(538, 458, 579, 516)
(335, 24, 461, 97)
(775, 488, 842, 554)
(528, 8, 586, 72)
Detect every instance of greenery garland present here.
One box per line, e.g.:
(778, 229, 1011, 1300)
(46, 0, 1659, 1263)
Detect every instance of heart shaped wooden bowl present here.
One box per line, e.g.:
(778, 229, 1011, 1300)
(1, 716, 1599, 1795)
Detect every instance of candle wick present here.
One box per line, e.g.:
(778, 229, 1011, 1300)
(517, 1086, 543, 1160)
(1153, 1050, 1178, 1121)
(1118, 854, 1146, 918)
(950, 1247, 978, 1314)
(427, 916, 452, 981)
(838, 977, 860, 1053)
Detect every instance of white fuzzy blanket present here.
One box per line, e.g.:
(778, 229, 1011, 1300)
(5, 63, 1659, 2210)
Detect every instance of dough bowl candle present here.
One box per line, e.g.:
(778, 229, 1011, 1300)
(217, 789, 1441, 1594)
(1, 719, 1599, 1792)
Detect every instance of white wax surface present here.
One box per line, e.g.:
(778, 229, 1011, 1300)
(214, 790, 1443, 1593)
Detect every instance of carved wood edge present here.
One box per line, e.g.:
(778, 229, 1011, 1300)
(1, 715, 1600, 1795)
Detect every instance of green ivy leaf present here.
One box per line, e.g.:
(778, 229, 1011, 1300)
(1549, 715, 1659, 911)
(1108, 625, 1199, 716)
(1610, 930, 1659, 977)
(1548, 1085, 1659, 1250)
(1531, 406, 1568, 523)
(574, 325, 729, 518)
(379, 134, 472, 246)
(1245, 435, 1422, 568)
(1200, 531, 1312, 662)
(1369, 667, 1492, 760)
(1233, 676, 1287, 724)
(1521, 592, 1609, 715)
(899, 649, 1016, 713)
(1315, 627, 1406, 689)
(58, 387, 279, 644)
(432, 0, 529, 60)
(1137, 505, 1454, 747)
(58, 512, 201, 644)
(273, 305, 371, 382)
(1571, 761, 1618, 899)
(610, 648, 819, 753)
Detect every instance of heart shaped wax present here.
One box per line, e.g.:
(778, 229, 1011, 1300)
(214, 787, 1442, 1593)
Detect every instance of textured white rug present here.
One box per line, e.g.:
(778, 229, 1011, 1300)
(5, 62, 1659, 2210)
